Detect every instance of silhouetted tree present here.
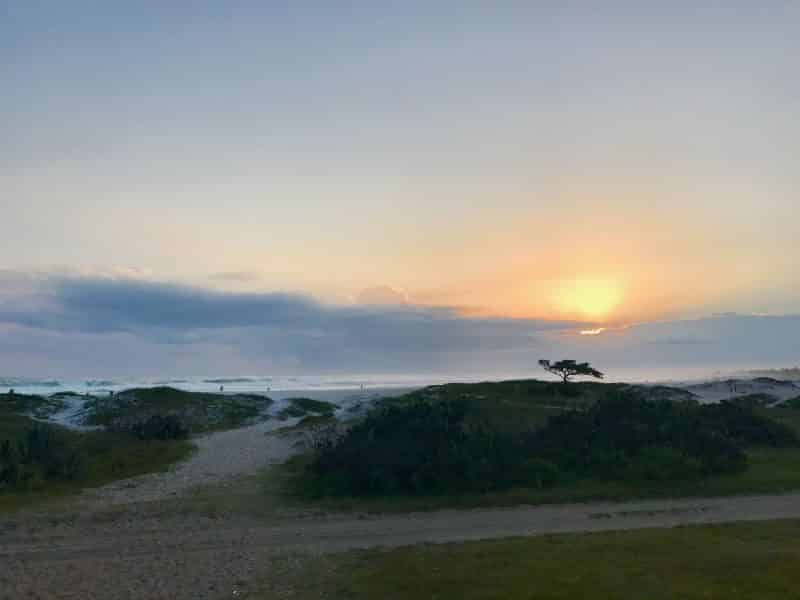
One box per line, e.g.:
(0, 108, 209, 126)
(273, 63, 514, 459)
(539, 359, 604, 384)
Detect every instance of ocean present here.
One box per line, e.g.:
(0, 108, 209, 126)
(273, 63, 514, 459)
(0, 365, 758, 397)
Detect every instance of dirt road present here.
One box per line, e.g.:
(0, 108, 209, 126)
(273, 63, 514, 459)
(4, 491, 800, 599)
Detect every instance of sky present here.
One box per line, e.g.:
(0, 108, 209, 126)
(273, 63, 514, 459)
(2, 2, 799, 377)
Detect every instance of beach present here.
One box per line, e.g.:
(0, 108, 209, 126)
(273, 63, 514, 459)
(4, 377, 800, 598)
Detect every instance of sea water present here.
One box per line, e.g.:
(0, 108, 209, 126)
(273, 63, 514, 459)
(0, 365, 761, 398)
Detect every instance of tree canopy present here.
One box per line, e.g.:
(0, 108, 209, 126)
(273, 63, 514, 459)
(539, 359, 604, 383)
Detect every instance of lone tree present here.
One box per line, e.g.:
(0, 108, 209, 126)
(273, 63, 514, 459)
(539, 359, 604, 384)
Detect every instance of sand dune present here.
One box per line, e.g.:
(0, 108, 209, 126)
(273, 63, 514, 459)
(681, 377, 800, 405)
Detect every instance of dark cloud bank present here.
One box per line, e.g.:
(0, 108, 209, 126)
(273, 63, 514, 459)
(0, 273, 798, 378)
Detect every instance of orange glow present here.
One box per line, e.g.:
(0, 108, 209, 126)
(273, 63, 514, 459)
(552, 278, 624, 321)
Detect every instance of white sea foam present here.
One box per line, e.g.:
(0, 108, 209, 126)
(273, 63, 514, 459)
(0, 366, 768, 397)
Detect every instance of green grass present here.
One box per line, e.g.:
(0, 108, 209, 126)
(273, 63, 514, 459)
(274, 520, 800, 599)
(0, 410, 193, 512)
(83, 386, 272, 432)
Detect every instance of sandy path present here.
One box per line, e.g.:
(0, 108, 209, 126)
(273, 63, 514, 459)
(5, 491, 800, 598)
(76, 386, 414, 506)
(79, 419, 300, 505)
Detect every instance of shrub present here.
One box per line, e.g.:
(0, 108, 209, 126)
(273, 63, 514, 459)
(0, 427, 86, 489)
(624, 447, 704, 481)
(702, 402, 798, 447)
(291, 398, 337, 414)
(307, 391, 795, 498)
(310, 399, 528, 495)
(279, 397, 337, 419)
(126, 415, 189, 440)
(515, 458, 560, 489)
(526, 393, 781, 478)
(723, 394, 778, 408)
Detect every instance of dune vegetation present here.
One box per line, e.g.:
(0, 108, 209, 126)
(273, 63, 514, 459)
(82, 386, 273, 433)
(277, 397, 338, 420)
(286, 379, 800, 511)
(0, 387, 281, 509)
(0, 406, 192, 510)
(0, 392, 67, 420)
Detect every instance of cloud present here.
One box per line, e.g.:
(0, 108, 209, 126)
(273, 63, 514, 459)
(1, 272, 799, 378)
(559, 314, 800, 369)
(208, 271, 263, 283)
(356, 285, 409, 306)
(0, 274, 576, 376)
(51, 277, 320, 331)
(647, 337, 714, 346)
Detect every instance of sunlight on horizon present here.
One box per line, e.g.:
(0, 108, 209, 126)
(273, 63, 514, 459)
(579, 327, 607, 336)
(552, 278, 624, 321)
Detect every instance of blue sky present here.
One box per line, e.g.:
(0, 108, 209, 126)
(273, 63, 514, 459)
(2, 3, 799, 376)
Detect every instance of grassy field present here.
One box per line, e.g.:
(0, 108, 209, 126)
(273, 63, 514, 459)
(264, 519, 800, 599)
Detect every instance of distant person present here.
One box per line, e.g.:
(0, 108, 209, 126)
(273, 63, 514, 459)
(8, 388, 14, 396)
(220, 385, 224, 393)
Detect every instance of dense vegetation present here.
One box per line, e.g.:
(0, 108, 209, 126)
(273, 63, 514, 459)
(1, 426, 85, 487)
(117, 414, 189, 440)
(305, 384, 798, 497)
(0, 419, 192, 496)
(380, 379, 694, 433)
(529, 395, 796, 482)
(311, 399, 529, 495)
(0, 394, 192, 501)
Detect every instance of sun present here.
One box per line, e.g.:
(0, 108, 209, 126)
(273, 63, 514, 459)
(552, 277, 623, 321)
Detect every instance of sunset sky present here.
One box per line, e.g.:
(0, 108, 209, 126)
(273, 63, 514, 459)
(3, 3, 799, 377)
